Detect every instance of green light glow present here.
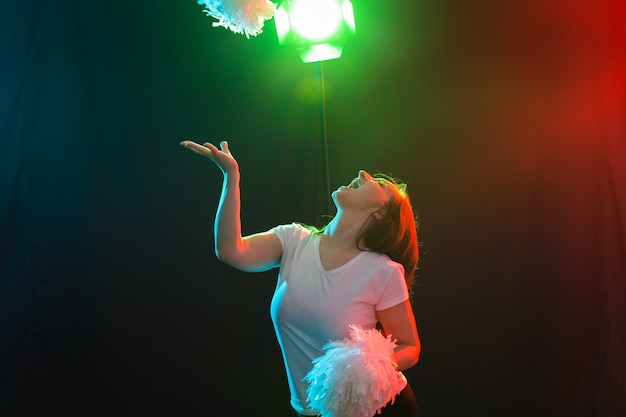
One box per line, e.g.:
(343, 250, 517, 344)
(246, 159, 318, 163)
(341, 0, 355, 31)
(274, 0, 355, 63)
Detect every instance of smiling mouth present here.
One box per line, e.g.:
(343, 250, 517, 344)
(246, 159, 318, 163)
(347, 178, 359, 189)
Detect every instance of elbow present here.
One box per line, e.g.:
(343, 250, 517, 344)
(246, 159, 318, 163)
(395, 344, 421, 371)
(408, 344, 421, 368)
(411, 338, 422, 366)
(415, 337, 421, 359)
(214, 246, 246, 270)
(214, 247, 233, 265)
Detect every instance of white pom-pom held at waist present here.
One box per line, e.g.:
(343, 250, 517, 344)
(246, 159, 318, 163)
(197, 0, 277, 38)
(303, 325, 408, 417)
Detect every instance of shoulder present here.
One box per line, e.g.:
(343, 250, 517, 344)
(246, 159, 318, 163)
(270, 222, 314, 242)
(361, 251, 406, 277)
(270, 222, 311, 235)
(361, 251, 398, 267)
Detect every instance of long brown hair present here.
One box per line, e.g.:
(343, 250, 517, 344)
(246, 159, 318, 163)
(357, 173, 419, 297)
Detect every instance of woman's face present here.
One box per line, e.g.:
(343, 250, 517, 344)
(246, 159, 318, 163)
(333, 170, 396, 213)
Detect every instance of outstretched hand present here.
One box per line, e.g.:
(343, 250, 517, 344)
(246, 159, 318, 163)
(180, 140, 238, 175)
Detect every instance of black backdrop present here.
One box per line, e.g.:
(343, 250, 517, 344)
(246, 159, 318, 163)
(2, 1, 625, 416)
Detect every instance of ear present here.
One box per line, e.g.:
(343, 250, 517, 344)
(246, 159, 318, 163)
(373, 209, 385, 220)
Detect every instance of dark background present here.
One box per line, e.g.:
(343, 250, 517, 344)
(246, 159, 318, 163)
(2, 1, 625, 416)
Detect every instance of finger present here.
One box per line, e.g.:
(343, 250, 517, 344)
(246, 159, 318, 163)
(203, 142, 220, 154)
(220, 140, 229, 153)
(180, 140, 212, 156)
(180, 140, 198, 148)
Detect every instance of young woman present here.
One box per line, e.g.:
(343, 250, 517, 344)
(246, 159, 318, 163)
(181, 140, 421, 417)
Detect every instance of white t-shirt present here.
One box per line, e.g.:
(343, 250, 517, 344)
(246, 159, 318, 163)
(269, 222, 409, 416)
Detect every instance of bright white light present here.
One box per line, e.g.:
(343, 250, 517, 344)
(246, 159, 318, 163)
(290, 0, 343, 42)
(298, 43, 344, 63)
(274, 7, 290, 42)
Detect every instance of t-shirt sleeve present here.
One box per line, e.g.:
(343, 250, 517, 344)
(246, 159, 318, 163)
(376, 263, 409, 311)
(270, 222, 311, 253)
(270, 222, 299, 249)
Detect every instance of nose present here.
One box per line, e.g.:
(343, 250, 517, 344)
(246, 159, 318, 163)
(359, 170, 371, 180)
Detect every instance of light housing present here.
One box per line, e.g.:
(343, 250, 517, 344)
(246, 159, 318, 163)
(274, 0, 356, 63)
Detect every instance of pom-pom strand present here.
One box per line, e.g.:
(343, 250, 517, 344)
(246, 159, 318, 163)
(197, 0, 277, 38)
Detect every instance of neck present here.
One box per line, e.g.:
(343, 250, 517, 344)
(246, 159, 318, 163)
(323, 210, 367, 250)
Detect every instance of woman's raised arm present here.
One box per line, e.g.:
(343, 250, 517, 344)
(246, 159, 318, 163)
(181, 140, 282, 272)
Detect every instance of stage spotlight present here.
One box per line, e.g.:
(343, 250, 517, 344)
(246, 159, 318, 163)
(274, 0, 356, 63)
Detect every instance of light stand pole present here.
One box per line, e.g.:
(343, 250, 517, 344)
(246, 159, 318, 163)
(316, 61, 332, 215)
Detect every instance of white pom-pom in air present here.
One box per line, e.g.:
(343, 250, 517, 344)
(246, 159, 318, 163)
(197, 0, 277, 38)
(303, 325, 408, 417)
